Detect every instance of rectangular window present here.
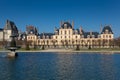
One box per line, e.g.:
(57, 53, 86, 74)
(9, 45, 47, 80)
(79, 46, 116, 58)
(103, 35, 105, 38)
(76, 36, 77, 38)
(109, 35, 111, 38)
(69, 40, 70, 42)
(65, 36, 66, 38)
(69, 36, 70, 38)
(65, 31, 66, 34)
(106, 35, 108, 38)
(98, 35, 101, 38)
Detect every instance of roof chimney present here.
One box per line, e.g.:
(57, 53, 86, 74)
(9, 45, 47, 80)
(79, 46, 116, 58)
(60, 21, 63, 28)
(54, 27, 57, 31)
(80, 26, 82, 34)
(90, 31, 92, 36)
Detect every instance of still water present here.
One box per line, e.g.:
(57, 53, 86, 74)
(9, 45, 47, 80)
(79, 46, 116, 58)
(0, 52, 120, 80)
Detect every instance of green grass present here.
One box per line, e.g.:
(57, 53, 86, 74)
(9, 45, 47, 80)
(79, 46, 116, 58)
(74, 48, 120, 51)
(18, 48, 42, 51)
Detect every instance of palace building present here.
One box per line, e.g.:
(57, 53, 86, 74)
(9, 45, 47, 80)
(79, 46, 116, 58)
(26, 21, 114, 48)
(0, 20, 18, 41)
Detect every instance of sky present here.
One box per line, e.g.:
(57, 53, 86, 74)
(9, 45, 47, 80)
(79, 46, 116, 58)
(0, 0, 120, 37)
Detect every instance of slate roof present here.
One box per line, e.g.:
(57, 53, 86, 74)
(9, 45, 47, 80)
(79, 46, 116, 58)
(84, 32, 99, 38)
(101, 25, 113, 34)
(38, 33, 54, 39)
(4, 20, 18, 35)
(18, 32, 27, 40)
(4, 20, 18, 31)
(26, 26, 38, 35)
(61, 22, 72, 29)
(0, 28, 3, 31)
(74, 29, 80, 34)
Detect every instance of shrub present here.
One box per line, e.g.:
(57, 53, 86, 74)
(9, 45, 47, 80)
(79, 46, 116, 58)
(26, 44, 30, 50)
(41, 45, 45, 50)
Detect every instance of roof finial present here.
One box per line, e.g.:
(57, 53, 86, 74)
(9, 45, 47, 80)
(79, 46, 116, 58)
(72, 21, 74, 29)
(68, 20, 70, 23)
(110, 24, 112, 28)
(60, 21, 63, 28)
(54, 26, 57, 32)
(100, 24, 102, 33)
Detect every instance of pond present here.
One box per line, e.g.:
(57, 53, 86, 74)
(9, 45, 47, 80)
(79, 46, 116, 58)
(0, 52, 120, 80)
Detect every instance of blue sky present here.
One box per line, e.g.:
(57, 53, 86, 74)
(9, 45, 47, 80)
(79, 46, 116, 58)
(0, 0, 120, 37)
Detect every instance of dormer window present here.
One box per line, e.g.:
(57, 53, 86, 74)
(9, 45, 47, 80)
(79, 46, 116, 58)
(87, 35, 90, 38)
(105, 29, 109, 34)
(51, 36, 53, 39)
(55, 31, 58, 35)
(64, 24, 67, 28)
(92, 35, 95, 38)
(38, 36, 40, 39)
(30, 31, 33, 34)
(82, 35, 84, 38)
(75, 30, 78, 34)
(43, 36, 45, 39)
(98, 35, 101, 38)
(46, 36, 49, 39)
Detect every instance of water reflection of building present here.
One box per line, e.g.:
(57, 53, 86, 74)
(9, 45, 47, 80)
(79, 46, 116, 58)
(54, 54, 75, 80)
(99, 54, 116, 80)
